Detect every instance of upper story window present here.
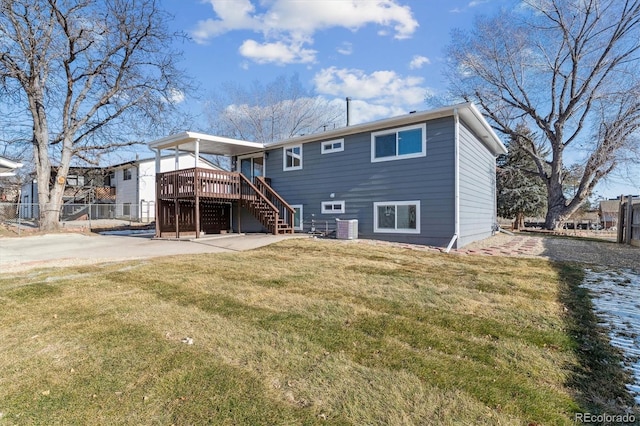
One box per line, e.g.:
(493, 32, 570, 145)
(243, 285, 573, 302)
(123, 168, 132, 181)
(321, 139, 344, 154)
(66, 175, 85, 186)
(371, 123, 426, 162)
(283, 145, 302, 171)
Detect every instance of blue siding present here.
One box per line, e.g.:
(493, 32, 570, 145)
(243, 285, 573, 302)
(265, 117, 456, 247)
(458, 120, 497, 247)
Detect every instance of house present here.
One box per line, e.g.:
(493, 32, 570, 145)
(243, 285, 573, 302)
(147, 103, 507, 249)
(19, 166, 114, 220)
(0, 156, 23, 177)
(147, 102, 506, 247)
(0, 156, 23, 202)
(19, 154, 220, 221)
(109, 154, 221, 221)
(599, 196, 640, 230)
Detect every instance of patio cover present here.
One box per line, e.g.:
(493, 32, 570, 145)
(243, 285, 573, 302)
(147, 131, 264, 157)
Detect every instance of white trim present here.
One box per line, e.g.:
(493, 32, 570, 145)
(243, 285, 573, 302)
(321, 200, 345, 214)
(283, 144, 303, 171)
(290, 204, 303, 231)
(373, 200, 421, 234)
(454, 108, 460, 243)
(238, 153, 266, 179)
(371, 123, 426, 163)
(320, 138, 344, 154)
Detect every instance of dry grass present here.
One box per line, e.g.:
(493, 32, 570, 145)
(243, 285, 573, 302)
(0, 239, 633, 424)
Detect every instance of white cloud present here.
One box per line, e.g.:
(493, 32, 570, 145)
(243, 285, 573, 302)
(165, 88, 185, 104)
(337, 42, 353, 56)
(313, 67, 434, 123)
(192, 0, 418, 64)
(239, 38, 317, 65)
(409, 55, 430, 69)
(468, 0, 489, 7)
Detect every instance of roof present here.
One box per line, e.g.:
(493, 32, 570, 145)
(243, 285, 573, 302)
(265, 102, 507, 156)
(146, 103, 507, 157)
(599, 198, 640, 213)
(0, 156, 23, 177)
(147, 132, 264, 157)
(109, 152, 221, 170)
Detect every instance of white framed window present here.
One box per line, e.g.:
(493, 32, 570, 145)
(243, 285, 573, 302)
(371, 123, 426, 162)
(373, 201, 420, 234)
(321, 200, 345, 214)
(321, 139, 344, 154)
(283, 145, 302, 171)
(123, 168, 132, 181)
(290, 204, 303, 231)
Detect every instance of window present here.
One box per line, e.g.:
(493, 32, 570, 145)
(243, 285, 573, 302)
(123, 168, 132, 181)
(66, 175, 85, 186)
(321, 139, 344, 154)
(291, 204, 303, 231)
(373, 201, 420, 234)
(283, 145, 302, 171)
(321, 200, 345, 214)
(371, 123, 426, 162)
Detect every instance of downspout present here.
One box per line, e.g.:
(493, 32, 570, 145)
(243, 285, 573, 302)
(445, 108, 460, 253)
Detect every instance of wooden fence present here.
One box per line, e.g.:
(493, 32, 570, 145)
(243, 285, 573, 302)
(617, 195, 640, 247)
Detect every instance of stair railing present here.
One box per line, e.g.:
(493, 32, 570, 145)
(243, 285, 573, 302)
(238, 173, 280, 234)
(255, 176, 295, 231)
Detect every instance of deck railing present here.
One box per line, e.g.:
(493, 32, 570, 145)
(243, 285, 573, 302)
(157, 168, 240, 200)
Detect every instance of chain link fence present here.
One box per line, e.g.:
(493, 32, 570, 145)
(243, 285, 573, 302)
(0, 202, 155, 233)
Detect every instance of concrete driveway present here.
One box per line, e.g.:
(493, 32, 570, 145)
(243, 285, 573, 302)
(0, 232, 301, 273)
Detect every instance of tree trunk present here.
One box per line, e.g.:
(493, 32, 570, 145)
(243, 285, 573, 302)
(513, 212, 525, 230)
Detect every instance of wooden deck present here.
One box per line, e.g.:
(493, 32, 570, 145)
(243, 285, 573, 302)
(155, 168, 294, 238)
(157, 168, 241, 201)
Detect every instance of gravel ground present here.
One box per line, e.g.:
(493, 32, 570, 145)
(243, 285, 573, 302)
(539, 237, 639, 272)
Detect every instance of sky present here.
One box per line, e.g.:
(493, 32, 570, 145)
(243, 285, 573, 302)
(160, 0, 639, 200)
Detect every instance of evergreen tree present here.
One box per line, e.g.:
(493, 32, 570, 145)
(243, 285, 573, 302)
(497, 129, 547, 229)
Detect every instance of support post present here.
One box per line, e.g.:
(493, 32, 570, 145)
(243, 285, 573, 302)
(175, 199, 180, 239)
(625, 195, 633, 245)
(617, 194, 625, 243)
(195, 139, 200, 169)
(195, 169, 200, 239)
(236, 202, 241, 234)
(155, 149, 161, 238)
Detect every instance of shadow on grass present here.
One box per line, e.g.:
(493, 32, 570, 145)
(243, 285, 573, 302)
(554, 261, 638, 416)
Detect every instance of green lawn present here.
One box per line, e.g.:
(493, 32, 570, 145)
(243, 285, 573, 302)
(0, 239, 634, 424)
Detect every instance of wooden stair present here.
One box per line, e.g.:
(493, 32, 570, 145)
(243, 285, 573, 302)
(239, 174, 294, 235)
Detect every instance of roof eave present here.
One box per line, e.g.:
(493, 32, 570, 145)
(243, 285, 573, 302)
(264, 102, 507, 156)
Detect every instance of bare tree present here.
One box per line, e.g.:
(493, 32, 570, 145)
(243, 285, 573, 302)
(206, 74, 344, 144)
(0, 0, 191, 230)
(446, 0, 640, 229)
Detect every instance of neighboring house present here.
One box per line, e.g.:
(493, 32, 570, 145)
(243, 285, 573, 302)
(566, 209, 600, 229)
(20, 167, 114, 220)
(0, 156, 23, 177)
(109, 154, 221, 221)
(0, 156, 23, 202)
(147, 102, 507, 249)
(19, 154, 220, 221)
(600, 196, 640, 230)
